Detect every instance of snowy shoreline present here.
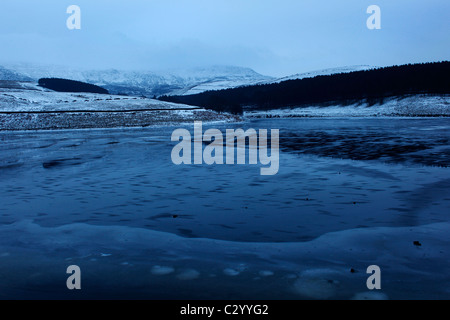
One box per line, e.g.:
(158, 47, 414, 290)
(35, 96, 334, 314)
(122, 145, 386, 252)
(0, 109, 240, 131)
(245, 95, 450, 119)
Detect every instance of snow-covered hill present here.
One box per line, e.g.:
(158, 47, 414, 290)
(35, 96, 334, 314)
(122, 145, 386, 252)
(0, 66, 33, 81)
(0, 81, 239, 130)
(266, 65, 374, 84)
(180, 66, 376, 94)
(0, 82, 187, 112)
(1, 63, 273, 97)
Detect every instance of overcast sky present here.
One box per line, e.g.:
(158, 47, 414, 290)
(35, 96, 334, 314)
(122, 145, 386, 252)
(0, 0, 448, 76)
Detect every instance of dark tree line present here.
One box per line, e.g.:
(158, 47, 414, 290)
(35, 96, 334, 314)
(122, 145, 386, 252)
(38, 78, 109, 94)
(159, 61, 450, 114)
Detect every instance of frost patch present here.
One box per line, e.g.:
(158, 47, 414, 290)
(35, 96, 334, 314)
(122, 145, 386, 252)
(176, 269, 200, 281)
(259, 270, 274, 277)
(151, 265, 175, 276)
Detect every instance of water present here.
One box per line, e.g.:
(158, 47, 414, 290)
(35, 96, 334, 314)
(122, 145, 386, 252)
(0, 118, 449, 299)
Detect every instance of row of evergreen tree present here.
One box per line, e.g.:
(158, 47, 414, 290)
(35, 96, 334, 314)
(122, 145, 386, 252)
(38, 78, 109, 94)
(159, 62, 450, 114)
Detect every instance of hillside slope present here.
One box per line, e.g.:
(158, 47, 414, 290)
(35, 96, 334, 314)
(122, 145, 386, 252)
(0, 81, 239, 130)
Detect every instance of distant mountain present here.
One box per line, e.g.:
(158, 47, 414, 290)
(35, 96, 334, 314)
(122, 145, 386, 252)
(0, 63, 273, 97)
(175, 66, 274, 96)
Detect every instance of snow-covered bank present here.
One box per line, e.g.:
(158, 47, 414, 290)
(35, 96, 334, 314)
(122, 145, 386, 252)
(0, 81, 199, 112)
(245, 95, 450, 118)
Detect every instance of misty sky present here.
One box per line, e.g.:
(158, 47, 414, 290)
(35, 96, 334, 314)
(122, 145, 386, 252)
(0, 0, 448, 76)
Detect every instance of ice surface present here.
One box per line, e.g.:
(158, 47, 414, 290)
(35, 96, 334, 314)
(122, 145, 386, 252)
(151, 266, 175, 276)
(0, 119, 449, 299)
(176, 269, 200, 281)
(0, 219, 448, 299)
(258, 270, 274, 277)
(351, 292, 389, 300)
